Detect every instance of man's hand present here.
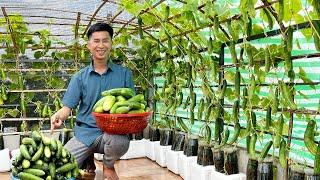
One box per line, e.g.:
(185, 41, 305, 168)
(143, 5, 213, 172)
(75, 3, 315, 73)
(50, 113, 62, 134)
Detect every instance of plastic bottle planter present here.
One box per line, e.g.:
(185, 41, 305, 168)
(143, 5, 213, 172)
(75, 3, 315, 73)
(212, 148, 225, 173)
(257, 158, 273, 180)
(289, 165, 305, 180)
(159, 128, 173, 146)
(305, 168, 320, 180)
(224, 147, 239, 175)
(197, 143, 214, 166)
(171, 131, 185, 151)
(246, 158, 258, 180)
(183, 134, 199, 157)
(149, 126, 160, 142)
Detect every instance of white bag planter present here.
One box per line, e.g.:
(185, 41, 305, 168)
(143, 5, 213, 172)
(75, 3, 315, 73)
(190, 161, 215, 180)
(121, 139, 147, 160)
(178, 153, 197, 180)
(155, 143, 171, 167)
(145, 140, 159, 161)
(3, 134, 20, 151)
(166, 150, 184, 174)
(211, 171, 246, 180)
(0, 149, 11, 172)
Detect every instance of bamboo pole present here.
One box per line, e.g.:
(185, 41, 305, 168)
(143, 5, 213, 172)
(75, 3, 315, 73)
(74, 12, 81, 70)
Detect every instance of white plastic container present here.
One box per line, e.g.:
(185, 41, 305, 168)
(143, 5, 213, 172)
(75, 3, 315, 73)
(211, 171, 246, 180)
(190, 161, 215, 180)
(155, 143, 171, 167)
(3, 134, 20, 151)
(145, 140, 159, 161)
(0, 149, 11, 172)
(166, 150, 184, 174)
(178, 153, 197, 180)
(120, 139, 147, 159)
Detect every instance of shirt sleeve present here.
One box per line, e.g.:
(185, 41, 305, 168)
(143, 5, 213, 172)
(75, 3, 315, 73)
(62, 74, 81, 109)
(125, 68, 135, 92)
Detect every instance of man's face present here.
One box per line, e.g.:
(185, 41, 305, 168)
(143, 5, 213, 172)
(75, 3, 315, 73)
(87, 31, 112, 62)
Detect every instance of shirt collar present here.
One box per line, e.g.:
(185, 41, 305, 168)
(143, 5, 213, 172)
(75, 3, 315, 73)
(89, 59, 115, 73)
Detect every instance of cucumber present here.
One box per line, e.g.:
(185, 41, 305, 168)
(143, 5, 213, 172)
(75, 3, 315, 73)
(56, 162, 77, 173)
(50, 138, 57, 151)
(22, 138, 37, 149)
(115, 106, 130, 114)
(249, 134, 257, 159)
(18, 172, 44, 180)
(228, 122, 241, 145)
(22, 159, 31, 169)
(116, 95, 126, 102)
(49, 162, 56, 179)
(20, 144, 31, 160)
(128, 109, 145, 114)
(279, 139, 287, 167)
(44, 146, 51, 158)
(24, 168, 46, 176)
(128, 94, 144, 102)
(93, 96, 109, 110)
(102, 95, 116, 111)
(35, 159, 43, 166)
(56, 140, 62, 159)
(101, 88, 134, 99)
(274, 115, 284, 148)
(61, 148, 67, 158)
(94, 106, 104, 113)
(31, 143, 43, 161)
(265, 106, 271, 130)
(304, 120, 317, 155)
(41, 136, 51, 146)
(259, 141, 273, 161)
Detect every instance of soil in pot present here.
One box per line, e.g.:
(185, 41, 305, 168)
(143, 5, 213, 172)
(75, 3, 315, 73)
(133, 132, 144, 140)
(202, 145, 214, 166)
(213, 148, 225, 173)
(149, 126, 160, 141)
(224, 147, 239, 175)
(171, 131, 185, 151)
(289, 165, 305, 180)
(257, 158, 274, 180)
(246, 158, 258, 180)
(159, 128, 173, 146)
(305, 168, 320, 180)
(183, 134, 198, 157)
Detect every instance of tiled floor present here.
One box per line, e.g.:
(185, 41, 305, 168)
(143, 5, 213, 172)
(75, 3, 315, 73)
(0, 158, 182, 180)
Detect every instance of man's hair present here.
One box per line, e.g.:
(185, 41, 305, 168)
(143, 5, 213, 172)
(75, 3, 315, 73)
(87, 22, 113, 39)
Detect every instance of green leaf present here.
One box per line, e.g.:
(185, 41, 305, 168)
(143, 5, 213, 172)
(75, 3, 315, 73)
(297, 91, 309, 100)
(7, 108, 19, 117)
(252, 24, 264, 35)
(298, 67, 315, 90)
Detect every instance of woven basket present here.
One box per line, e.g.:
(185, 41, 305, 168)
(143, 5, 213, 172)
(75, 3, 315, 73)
(93, 111, 152, 134)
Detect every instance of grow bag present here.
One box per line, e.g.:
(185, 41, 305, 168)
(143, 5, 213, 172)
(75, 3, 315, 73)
(289, 165, 305, 180)
(159, 128, 173, 146)
(149, 126, 160, 141)
(197, 145, 204, 165)
(257, 158, 273, 180)
(0, 134, 3, 150)
(171, 131, 185, 151)
(183, 134, 198, 157)
(246, 158, 258, 180)
(213, 148, 225, 173)
(59, 129, 70, 145)
(202, 145, 214, 166)
(224, 147, 239, 175)
(133, 132, 144, 140)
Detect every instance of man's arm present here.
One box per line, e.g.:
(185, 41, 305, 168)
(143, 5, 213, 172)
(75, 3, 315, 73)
(50, 106, 71, 134)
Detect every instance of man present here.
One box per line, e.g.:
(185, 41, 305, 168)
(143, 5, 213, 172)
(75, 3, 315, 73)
(50, 22, 134, 180)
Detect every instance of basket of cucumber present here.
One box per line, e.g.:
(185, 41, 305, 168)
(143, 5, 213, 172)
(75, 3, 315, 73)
(92, 88, 152, 134)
